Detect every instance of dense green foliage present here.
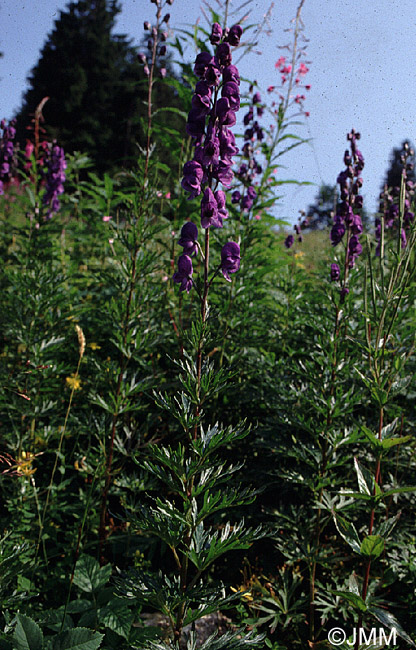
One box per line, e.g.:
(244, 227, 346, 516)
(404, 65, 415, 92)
(1, 1, 416, 649)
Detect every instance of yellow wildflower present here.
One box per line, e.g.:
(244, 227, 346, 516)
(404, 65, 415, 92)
(17, 451, 36, 477)
(66, 374, 82, 391)
(88, 342, 101, 350)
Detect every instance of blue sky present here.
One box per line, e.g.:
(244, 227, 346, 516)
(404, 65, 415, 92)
(1, 0, 416, 225)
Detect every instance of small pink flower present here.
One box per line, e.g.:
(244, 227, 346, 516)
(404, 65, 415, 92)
(102, 215, 112, 222)
(304, 111, 310, 117)
(157, 191, 163, 197)
(267, 85, 275, 93)
(275, 56, 286, 68)
(254, 213, 261, 220)
(305, 84, 311, 90)
(165, 192, 171, 199)
(108, 238, 114, 244)
(297, 62, 309, 76)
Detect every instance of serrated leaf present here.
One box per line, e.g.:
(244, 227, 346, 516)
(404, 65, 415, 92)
(333, 513, 361, 554)
(99, 601, 134, 639)
(368, 607, 416, 646)
(52, 628, 104, 650)
(360, 535, 384, 559)
(331, 589, 367, 612)
(73, 556, 111, 593)
(14, 615, 43, 650)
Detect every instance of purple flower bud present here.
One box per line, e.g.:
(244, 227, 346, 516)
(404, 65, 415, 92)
(340, 286, 349, 302)
(227, 24, 243, 46)
(173, 254, 193, 293)
(138, 52, 147, 64)
(181, 160, 204, 197)
(194, 52, 213, 78)
(221, 242, 240, 281)
(178, 222, 198, 256)
(284, 235, 294, 248)
(201, 187, 221, 228)
(253, 92, 261, 104)
(330, 263, 340, 281)
(330, 217, 345, 246)
(215, 42, 232, 68)
(160, 68, 167, 78)
(223, 65, 240, 85)
(215, 190, 229, 225)
(210, 22, 223, 45)
(221, 81, 240, 111)
(144, 65, 150, 77)
(231, 190, 241, 204)
(163, 13, 170, 23)
(159, 45, 167, 56)
(144, 21, 151, 30)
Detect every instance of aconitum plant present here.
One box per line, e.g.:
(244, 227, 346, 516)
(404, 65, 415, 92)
(330, 129, 364, 298)
(0, 119, 17, 195)
(375, 142, 415, 255)
(174, 21, 243, 294)
(43, 143, 67, 219)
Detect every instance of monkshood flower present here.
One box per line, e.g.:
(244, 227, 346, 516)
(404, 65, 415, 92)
(174, 23, 244, 293)
(375, 143, 415, 255)
(173, 255, 193, 293)
(330, 263, 340, 281)
(178, 222, 198, 256)
(221, 242, 240, 281)
(330, 129, 364, 269)
(43, 143, 67, 219)
(329, 129, 365, 301)
(0, 118, 17, 195)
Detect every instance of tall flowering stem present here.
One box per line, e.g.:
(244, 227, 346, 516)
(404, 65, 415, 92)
(330, 129, 365, 302)
(175, 21, 243, 393)
(98, 0, 172, 561)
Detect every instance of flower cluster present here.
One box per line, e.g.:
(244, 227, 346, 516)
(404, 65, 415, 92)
(330, 130, 364, 272)
(174, 22, 243, 292)
(375, 144, 415, 255)
(138, 3, 171, 78)
(284, 212, 308, 248)
(268, 55, 311, 118)
(0, 119, 17, 195)
(43, 143, 67, 219)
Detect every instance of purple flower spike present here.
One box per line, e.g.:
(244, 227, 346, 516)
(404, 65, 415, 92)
(221, 242, 240, 281)
(173, 254, 193, 293)
(178, 222, 199, 256)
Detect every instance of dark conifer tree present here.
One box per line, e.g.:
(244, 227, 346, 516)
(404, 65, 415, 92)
(13, 0, 182, 172)
(382, 140, 416, 190)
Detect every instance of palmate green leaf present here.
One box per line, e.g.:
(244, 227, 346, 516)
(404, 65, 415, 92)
(368, 607, 416, 647)
(73, 556, 111, 594)
(195, 485, 257, 524)
(98, 599, 134, 640)
(14, 615, 43, 650)
(130, 503, 187, 548)
(52, 628, 104, 650)
(188, 520, 263, 571)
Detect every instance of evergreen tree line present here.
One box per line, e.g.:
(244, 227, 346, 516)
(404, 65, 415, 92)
(12, 0, 183, 173)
